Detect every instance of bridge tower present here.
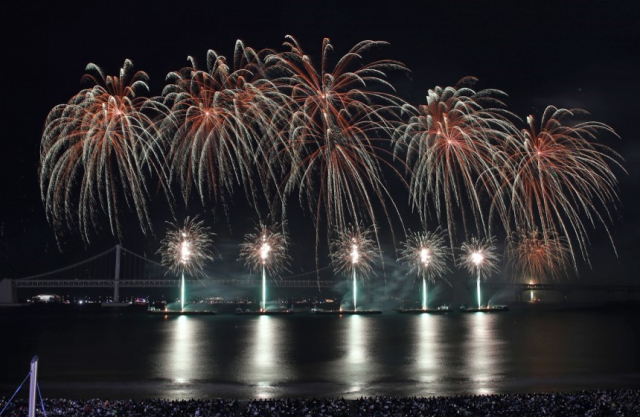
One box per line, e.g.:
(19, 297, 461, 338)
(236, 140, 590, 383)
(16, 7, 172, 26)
(0, 278, 17, 304)
(114, 244, 121, 303)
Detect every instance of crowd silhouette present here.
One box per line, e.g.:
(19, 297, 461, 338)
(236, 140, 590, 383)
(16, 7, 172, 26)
(1, 390, 639, 416)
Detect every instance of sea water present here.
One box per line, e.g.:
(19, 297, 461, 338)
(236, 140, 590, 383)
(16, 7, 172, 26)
(1, 306, 639, 400)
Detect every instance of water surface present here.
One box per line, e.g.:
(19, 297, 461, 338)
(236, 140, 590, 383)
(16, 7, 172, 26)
(2, 307, 639, 399)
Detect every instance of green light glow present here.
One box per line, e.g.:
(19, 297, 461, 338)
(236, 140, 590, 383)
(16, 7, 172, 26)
(181, 272, 185, 312)
(423, 278, 427, 310)
(262, 265, 266, 312)
(353, 270, 357, 311)
(477, 273, 481, 309)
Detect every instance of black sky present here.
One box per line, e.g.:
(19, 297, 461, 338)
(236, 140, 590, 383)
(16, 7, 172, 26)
(1, 0, 639, 283)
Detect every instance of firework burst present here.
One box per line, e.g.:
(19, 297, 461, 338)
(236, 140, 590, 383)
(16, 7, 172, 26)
(238, 222, 291, 276)
(497, 106, 624, 264)
(268, 36, 408, 251)
(330, 223, 378, 279)
(506, 228, 571, 282)
(157, 216, 216, 277)
(459, 235, 499, 308)
(40, 59, 161, 241)
(157, 41, 290, 213)
(458, 236, 500, 282)
(398, 229, 450, 283)
(239, 222, 290, 312)
(395, 77, 517, 247)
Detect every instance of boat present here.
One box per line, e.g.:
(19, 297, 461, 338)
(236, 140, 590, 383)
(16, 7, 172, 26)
(235, 308, 294, 315)
(29, 294, 63, 304)
(148, 309, 217, 316)
(395, 304, 453, 314)
(459, 304, 509, 313)
(311, 307, 381, 315)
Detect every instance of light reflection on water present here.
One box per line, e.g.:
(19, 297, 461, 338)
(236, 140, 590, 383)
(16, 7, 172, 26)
(5, 309, 639, 400)
(346, 315, 367, 365)
(158, 314, 504, 397)
(153, 315, 220, 393)
(463, 313, 503, 395)
(167, 316, 197, 384)
(412, 314, 444, 385)
(341, 315, 376, 394)
(242, 315, 293, 398)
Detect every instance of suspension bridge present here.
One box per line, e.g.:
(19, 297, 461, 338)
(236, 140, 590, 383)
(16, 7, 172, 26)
(1, 245, 639, 304)
(0, 245, 340, 304)
(479, 282, 640, 302)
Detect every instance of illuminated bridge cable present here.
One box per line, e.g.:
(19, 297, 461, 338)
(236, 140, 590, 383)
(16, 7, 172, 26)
(18, 246, 116, 280)
(279, 265, 332, 280)
(121, 246, 211, 287)
(124, 246, 328, 284)
(0, 372, 31, 416)
(37, 383, 47, 417)
(120, 246, 170, 270)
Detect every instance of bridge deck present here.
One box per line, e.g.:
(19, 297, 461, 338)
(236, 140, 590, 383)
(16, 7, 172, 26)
(12, 279, 640, 291)
(485, 283, 640, 292)
(12, 279, 342, 288)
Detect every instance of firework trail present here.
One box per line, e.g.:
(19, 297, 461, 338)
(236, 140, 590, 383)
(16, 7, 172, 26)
(157, 41, 290, 214)
(268, 36, 408, 254)
(157, 215, 216, 277)
(496, 106, 624, 265)
(506, 228, 570, 282)
(40, 59, 162, 241)
(398, 229, 450, 282)
(398, 228, 451, 310)
(239, 222, 290, 312)
(330, 223, 378, 310)
(459, 235, 499, 308)
(395, 77, 517, 247)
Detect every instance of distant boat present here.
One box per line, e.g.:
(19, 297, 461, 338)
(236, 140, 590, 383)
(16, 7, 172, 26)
(236, 307, 294, 315)
(460, 304, 509, 313)
(148, 309, 217, 316)
(311, 307, 381, 315)
(29, 294, 63, 304)
(395, 305, 453, 314)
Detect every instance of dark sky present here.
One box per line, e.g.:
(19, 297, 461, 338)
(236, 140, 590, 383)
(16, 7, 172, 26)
(1, 0, 639, 284)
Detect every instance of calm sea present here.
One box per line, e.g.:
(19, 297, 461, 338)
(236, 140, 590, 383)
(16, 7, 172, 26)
(2, 306, 640, 400)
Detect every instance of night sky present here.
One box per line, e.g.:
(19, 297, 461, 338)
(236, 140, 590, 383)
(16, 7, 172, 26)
(2, 0, 639, 285)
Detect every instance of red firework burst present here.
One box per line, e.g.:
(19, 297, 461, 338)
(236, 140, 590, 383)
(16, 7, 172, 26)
(497, 106, 624, 264)
(396, 77, 517, 247)
(40, 59, 160, 241)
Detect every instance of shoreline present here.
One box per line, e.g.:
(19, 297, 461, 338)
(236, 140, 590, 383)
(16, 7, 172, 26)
(2, 299, 639, 315)
(4, 373, 640, 403)
(1, 389, 639, 416)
